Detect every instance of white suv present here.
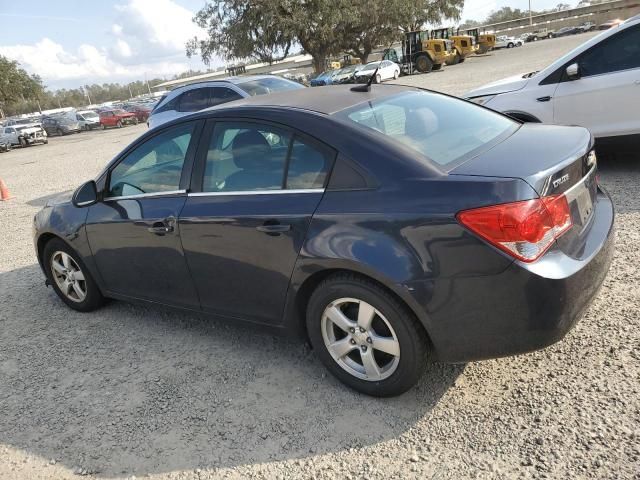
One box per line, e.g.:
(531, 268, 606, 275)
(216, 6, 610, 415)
(148, 75, 304, 129)
(465, 15, 640, 153)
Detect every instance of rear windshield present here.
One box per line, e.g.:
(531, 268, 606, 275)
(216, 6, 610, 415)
(335, 90, 518, 166)
(237, 77, 304, 96)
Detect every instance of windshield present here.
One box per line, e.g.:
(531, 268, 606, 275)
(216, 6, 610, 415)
(81, 111, 98, 119)
(362, 63, 380, 71)
(339, 65, 358, 74)
(238, 77, 304, 96)
(113, 109, 127, 115)
(335, 91, 518, 167)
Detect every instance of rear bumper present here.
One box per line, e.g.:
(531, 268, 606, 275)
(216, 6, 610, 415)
(421, 188, 615, 363)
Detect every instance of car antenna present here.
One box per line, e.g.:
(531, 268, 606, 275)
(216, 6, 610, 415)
(351, 41, 394, 92)
(351, 65, 379, 92)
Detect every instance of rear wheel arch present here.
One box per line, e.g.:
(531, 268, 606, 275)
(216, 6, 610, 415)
(291, 268, 433, 348)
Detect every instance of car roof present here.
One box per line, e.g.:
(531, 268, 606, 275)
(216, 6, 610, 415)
(205, 84, 415, 116)
(171, 75, 286, 91)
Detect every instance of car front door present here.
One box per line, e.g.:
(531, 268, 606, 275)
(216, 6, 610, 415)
(179, 119, 335, 325)
(85, 120, 203, 308)
(553, 24, 640, 138)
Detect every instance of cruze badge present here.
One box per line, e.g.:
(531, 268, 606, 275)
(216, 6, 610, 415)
(553, 174, 570, 188)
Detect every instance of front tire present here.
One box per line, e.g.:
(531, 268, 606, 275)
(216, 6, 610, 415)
(306, 274, 430, 397)
(415, 54, 433, 73)
(116, 120, 123, 128)
(507, 42, 514, 48)
(43, 238, 104, 312)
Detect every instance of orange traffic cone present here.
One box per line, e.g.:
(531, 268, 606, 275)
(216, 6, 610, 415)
(0, 178, 13, 201)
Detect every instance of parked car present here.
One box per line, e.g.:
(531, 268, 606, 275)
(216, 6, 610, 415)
(494, 35, 523, 48)
(578, 21, 597, 32)
(464, 14, 640, 155)
(554, 26, 581, 37)
(310, 69, 340, 87)
(331, 64, 364, 84)
(33, 84, 614, 397)
(524, 29, 554, 42)
(148, 75, 304, 129)
(598, 18, 623, 30)
(42, 115, 81, 136)
(76, 110, 100, 130)
(99, 109, 138, 129)
(124, 104, 152, 123)
(1, 124, 47, 147)
(354, 60, 400, 83)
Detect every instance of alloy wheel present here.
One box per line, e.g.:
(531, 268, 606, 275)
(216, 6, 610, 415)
(321, 297, 400, 381)
(50, 251, 87, 303)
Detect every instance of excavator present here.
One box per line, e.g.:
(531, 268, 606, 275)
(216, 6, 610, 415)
(430, 27, 475, 65)
(383, 30, 452, 74)
(465, 28, 496, 54)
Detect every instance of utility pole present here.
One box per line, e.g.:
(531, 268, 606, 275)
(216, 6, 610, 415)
(529, 0, 533, 25)
(128, 84, 133, 99)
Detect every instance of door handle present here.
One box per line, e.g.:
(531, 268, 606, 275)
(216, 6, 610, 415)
(256, 221, 291, 235)
(536, 96, 552, 102)
(147, 216, 175, 235)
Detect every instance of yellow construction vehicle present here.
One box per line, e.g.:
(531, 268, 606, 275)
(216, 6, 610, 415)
(383, 30, 451, 74)
(466, 28, 496, 54)
(430, 27, 475, 65)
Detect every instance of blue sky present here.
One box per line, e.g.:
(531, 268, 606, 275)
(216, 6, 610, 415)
(0, 0, 569, 90)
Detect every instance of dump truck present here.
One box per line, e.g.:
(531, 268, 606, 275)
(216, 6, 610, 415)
(383, 30, 451, 74)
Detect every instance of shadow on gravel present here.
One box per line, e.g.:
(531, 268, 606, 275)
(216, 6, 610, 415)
(27, 191, 73, 207)
(0, 264, 463, 478)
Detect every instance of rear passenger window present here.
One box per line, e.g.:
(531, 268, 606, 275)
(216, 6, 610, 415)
(211, 88, 243, 107)
(203, 122, 291, 192)
(286, 139, 333, 189)
(178, 88, 212, 112)
(202, 122, 333, 192)
(579, 25, 640, 77)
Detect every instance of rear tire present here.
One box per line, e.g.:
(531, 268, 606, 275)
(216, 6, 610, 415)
(116, 120, 123, 128)
(19, 137, 26, 147)
(447, 52, 460, 65)
(393, 69, 399, 79)
(43, 238, 105, 312)
(101, 124, 106, 130)
(306, 274, 430, 397)
(57, 128, 64, 136)
(507, 42, 514, 48)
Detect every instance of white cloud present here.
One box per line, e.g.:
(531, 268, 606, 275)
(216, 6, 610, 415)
(0, 0, 208, 89)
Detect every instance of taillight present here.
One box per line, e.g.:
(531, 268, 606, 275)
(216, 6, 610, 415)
(456, 195, 572, 262)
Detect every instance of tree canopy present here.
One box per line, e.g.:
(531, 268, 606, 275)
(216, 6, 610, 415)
(187, 0, 464, 72)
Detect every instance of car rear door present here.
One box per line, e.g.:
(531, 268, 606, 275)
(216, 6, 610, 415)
(85, 120, 203, 308)
(179, 119, 335, 325)
(553, 24, 640, 138)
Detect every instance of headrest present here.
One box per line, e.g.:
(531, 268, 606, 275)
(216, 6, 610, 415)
(232, 130, 270, 169)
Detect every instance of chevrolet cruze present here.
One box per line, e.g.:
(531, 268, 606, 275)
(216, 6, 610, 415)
(34, 85, 614, 396)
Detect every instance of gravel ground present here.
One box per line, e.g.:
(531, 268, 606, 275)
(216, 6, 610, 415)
(1, 33, 639, 479)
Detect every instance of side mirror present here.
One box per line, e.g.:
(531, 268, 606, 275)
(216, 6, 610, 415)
(72, 180, 98, 208)
(566, 63, 580, 80)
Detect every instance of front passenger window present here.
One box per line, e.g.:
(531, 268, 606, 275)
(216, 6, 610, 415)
(579, 25, 640, 77)
(108, 123, 193, 198)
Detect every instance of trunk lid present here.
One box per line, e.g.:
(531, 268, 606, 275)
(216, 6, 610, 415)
(451, 123, 598, 259)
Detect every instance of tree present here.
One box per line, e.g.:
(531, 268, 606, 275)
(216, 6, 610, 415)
(0, 56, 45, 115)
(187, 0, 465, 72)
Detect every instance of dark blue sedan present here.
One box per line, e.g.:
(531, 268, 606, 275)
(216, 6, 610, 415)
(34, 85, 614, 397)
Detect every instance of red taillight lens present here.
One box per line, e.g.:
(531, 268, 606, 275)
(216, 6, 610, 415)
(457, 195, 572, 262)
